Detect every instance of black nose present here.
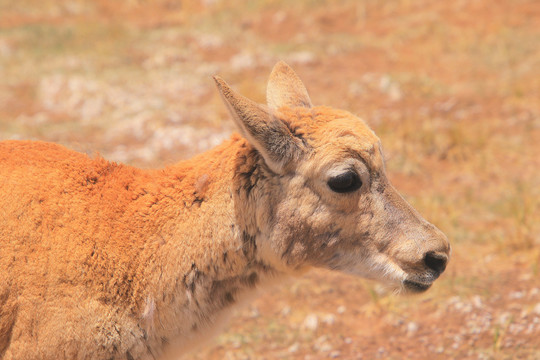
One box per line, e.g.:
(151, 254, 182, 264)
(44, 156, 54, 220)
(424, 251, 448, 275)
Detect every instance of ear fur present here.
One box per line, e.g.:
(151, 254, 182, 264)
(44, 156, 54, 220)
(266, 61, 312, 110)
(213, 76, 301, 174)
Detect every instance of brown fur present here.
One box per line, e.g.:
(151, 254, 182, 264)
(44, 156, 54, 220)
(0, 62, 449, 359)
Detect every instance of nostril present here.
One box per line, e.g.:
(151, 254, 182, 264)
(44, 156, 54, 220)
(424, 251, 448, 274)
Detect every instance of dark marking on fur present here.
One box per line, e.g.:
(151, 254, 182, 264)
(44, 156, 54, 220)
(182, 263, 202, 295)
(161, 337, 169, 346)
(281, 236, 297, 260)
(242, 272, 259, 288)
(0, 291, 17, 358)
(233, 148, 263, 197)
(192, 193, 204, 207)
(146, 344, 157, 360)
(224, 291, 235, 304)
(141, 327, 148, 341)
(241, 231, 257, 259)
(85, 175, 98, 185)
(279, 116, 310, 149)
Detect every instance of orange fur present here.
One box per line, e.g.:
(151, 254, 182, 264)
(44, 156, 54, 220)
(0, 62, 449, 359)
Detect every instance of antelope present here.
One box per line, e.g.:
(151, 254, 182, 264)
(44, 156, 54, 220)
(0, 62, 450, 360)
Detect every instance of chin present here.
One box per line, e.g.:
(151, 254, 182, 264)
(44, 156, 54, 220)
(402, 279, 433, 294)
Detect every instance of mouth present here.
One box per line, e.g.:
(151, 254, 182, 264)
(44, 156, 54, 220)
(403, 279, 432, 293)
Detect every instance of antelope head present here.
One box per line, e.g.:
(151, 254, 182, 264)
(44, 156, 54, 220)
(214, 61, 450, 293)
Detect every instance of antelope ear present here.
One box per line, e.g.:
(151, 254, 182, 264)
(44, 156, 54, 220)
(266, 61, 312, 110)
(214, 76, 301, 173)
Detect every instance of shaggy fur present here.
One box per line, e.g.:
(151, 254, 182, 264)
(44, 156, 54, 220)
(0, 62, 449, 359)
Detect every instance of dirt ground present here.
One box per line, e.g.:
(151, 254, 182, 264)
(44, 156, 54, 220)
(1, 0, 539, 359)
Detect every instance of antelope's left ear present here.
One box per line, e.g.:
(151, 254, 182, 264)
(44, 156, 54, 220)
(214, 76, 302, 174)
(266, 61, 312, 110)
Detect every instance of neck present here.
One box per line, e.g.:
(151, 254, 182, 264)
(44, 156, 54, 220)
(134, 135, 280, 357)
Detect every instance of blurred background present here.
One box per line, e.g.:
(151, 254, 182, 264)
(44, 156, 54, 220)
(1, 0, 539, 358)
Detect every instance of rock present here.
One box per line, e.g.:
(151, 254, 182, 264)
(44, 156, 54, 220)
(281, 306, 291, 316)
(509, 291, 525, 299)
(407, 321, 419, 335)
(319, 342, 333, 352)
(249, 306, 260, 318)
(329, 350, 341, 358)
(498, 312, 512, 325)
(288, 342, 300, 353)
(230, 52, 255, 71)
(287, 51, 316, 66)
(302, 314, 319, 331)
(322, 314, 336, 326)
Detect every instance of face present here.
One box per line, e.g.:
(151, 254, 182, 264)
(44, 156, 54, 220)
(215, 61, 450, 293)
(268, 107, 450, 293)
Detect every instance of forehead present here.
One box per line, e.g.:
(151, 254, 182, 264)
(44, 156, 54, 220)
(285, 106, 379, 152)
(313, 107, 377, 146)
(280, 106, 383, 171)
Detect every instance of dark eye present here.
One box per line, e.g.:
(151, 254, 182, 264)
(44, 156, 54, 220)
(327, 171, 362, 193)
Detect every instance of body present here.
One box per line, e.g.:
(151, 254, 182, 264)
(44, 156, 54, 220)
(0, 138, 273, 359)
(0, 62, 450, 359)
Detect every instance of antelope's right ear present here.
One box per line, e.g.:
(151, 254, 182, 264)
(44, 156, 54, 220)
(213, 76, 302, 174)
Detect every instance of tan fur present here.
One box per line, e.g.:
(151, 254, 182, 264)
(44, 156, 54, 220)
(0, 62, 450, 359)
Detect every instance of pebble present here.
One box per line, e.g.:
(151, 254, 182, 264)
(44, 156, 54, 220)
(498, 312, 512, 325)
(281, 306, 291, 316)
(302, 314, 319, 331)
(249, 307, 260, 318)
(322, 314, 336, 326)
(407, 321, 419, 335)
(509, 291, 525, 300)
(288, 342, 300, 354)
(319, 342, 333, 352)
(472, 295, 482, 308)
(329, 350, 341, 358)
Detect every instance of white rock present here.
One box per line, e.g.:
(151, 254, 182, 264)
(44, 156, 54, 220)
(302, 314, 319, 331)
(322, 314, 336, 326)
(472, 295, 483, 308)
(288, 342, 300, 353)
(281, 306, 291, 316)
(288, 51, 316, 65)
(319, 342, 333, 352)
(329, 350, 341, 358)
(231, 52, 255, 71)
(509, 291, 525, 299)
(407, 321, 419, 335)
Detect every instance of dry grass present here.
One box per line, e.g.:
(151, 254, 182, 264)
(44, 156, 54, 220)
(1, 0, 539, 359)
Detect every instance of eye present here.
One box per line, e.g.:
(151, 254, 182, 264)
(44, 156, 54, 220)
(327, 171, 362, 193)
